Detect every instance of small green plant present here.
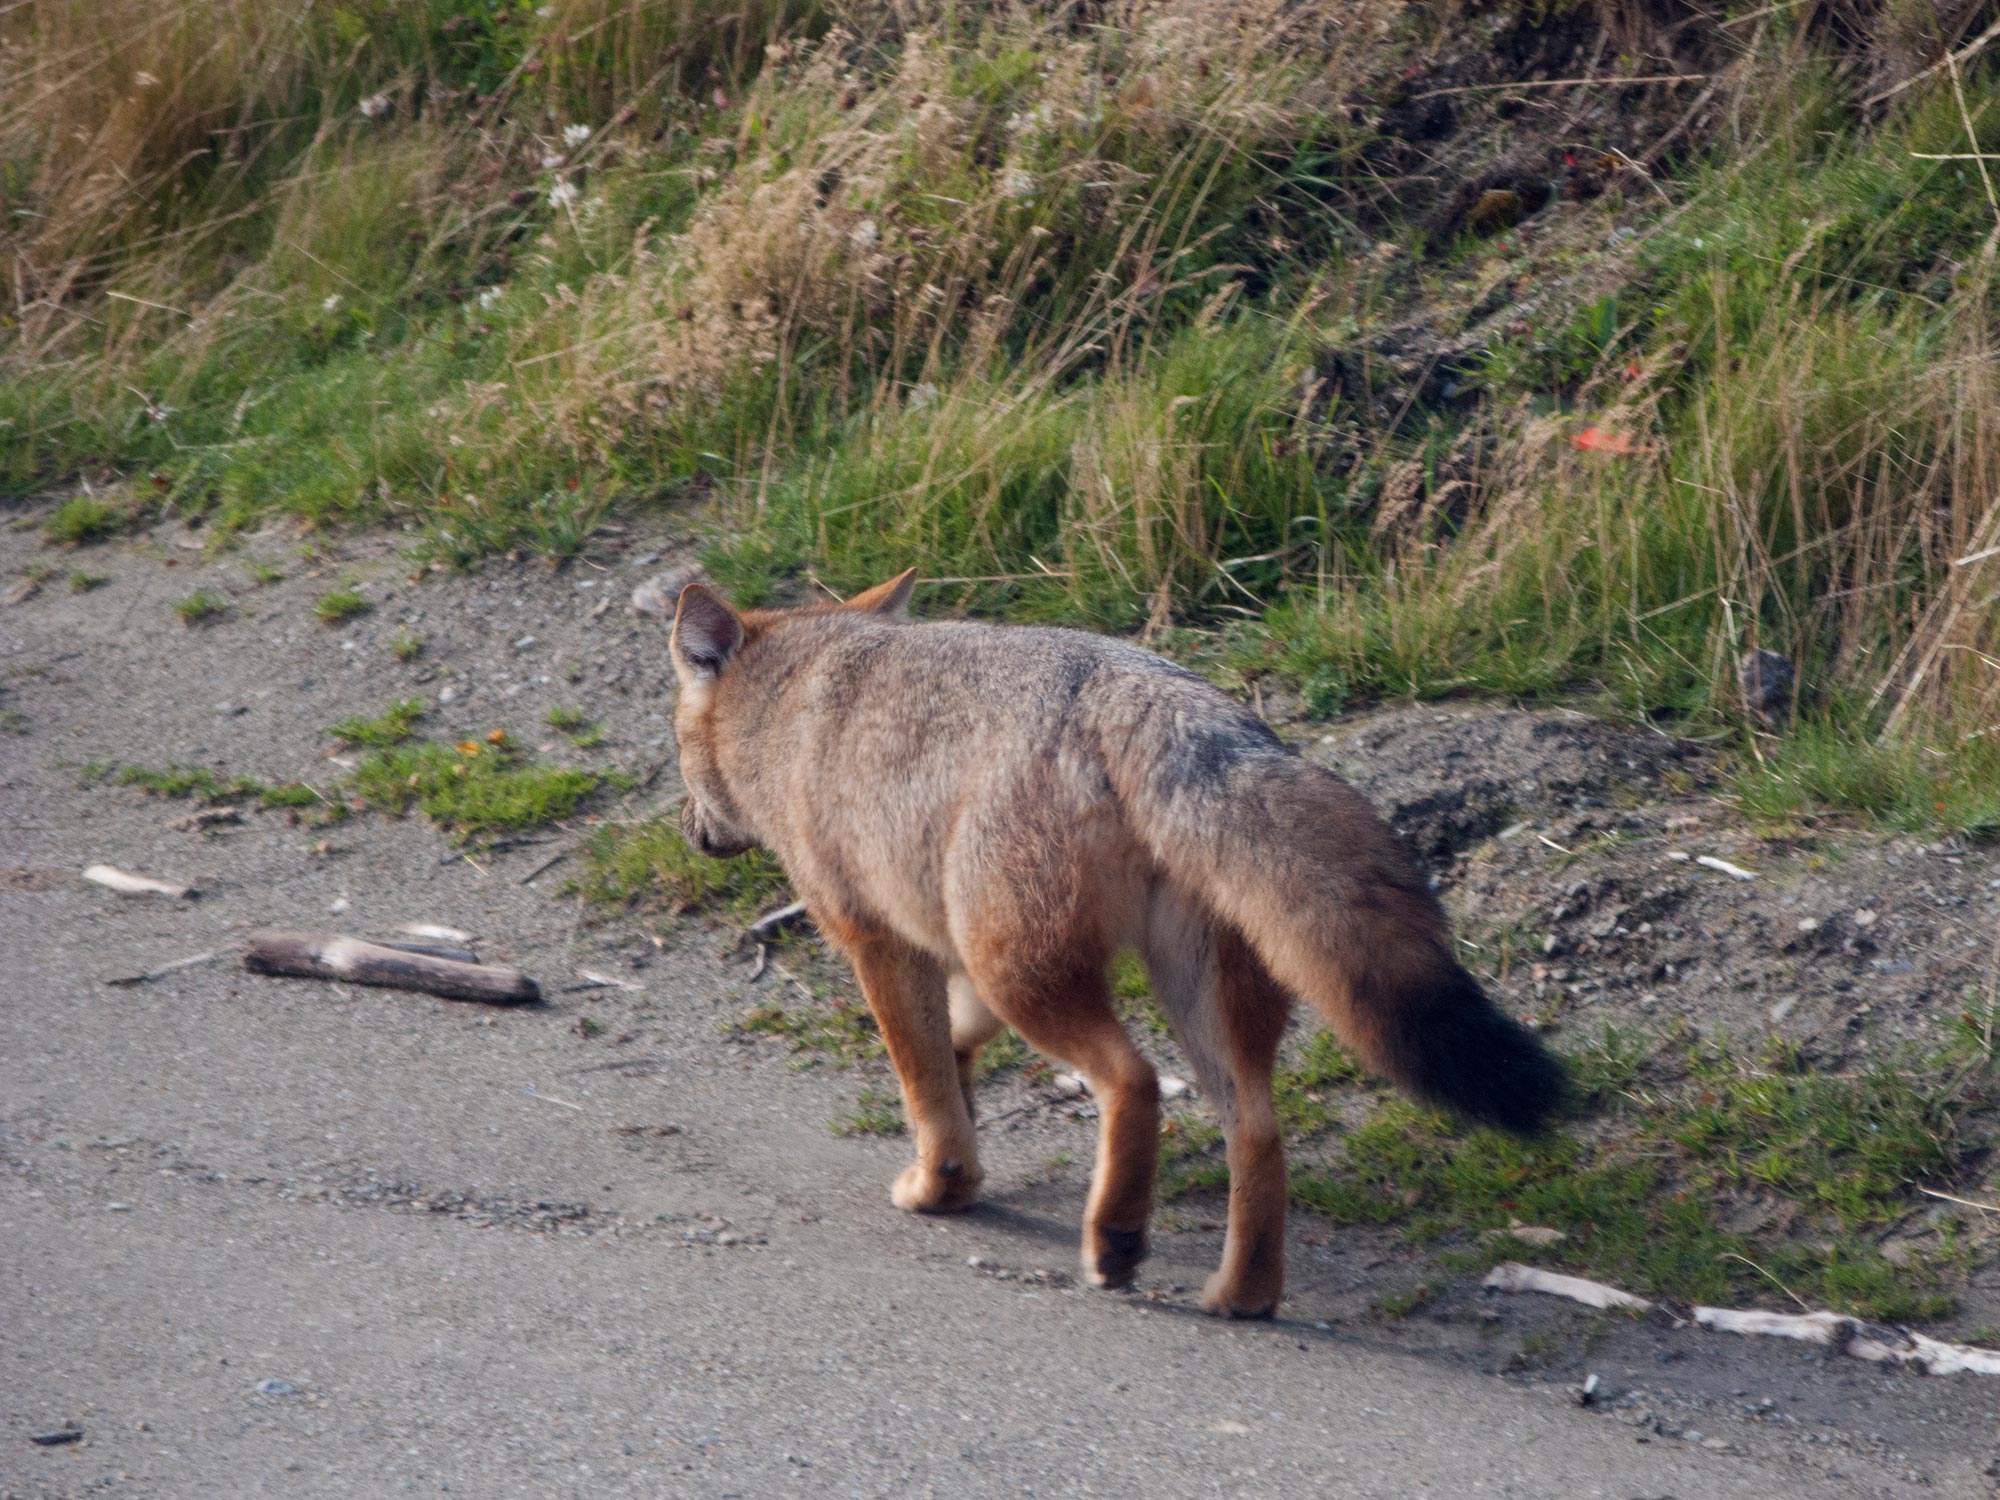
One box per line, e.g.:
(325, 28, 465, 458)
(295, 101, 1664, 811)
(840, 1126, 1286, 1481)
(68, 570, 107, 592)
(390, 629, 422, 661)
(349, 738, 600, 841)
(577, 820, 787, 921)
(0, 709, 27, 734)
(314, 586, 369, 624)
(43, 496, 122, 545)
(832, 1087, 904, 1136)
(112, 763, 319, 809)
(546, 704, 604, 746)
(328, 696, 426, 748)
(736, 995, 884, 1065)
(173, 590, 230, 625)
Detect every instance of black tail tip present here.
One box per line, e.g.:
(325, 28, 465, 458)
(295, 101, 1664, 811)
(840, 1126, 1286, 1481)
(1404, 966, 1569, 1136)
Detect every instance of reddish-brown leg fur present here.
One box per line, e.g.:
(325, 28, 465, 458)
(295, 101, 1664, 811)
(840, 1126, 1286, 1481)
(948, 975, 1004, 1122)
(832, 924, 981, 1213)
(1147, 893, 1293, 1317)
(961, 945, 1159, 1288)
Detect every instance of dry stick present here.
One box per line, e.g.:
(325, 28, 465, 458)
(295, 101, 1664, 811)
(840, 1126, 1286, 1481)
(1864, 17, 2000, 107)
(243, 931, 540, 1005)
(1919, 1186, 2000, 1215)
(104, 950, 221, 988)
(1407, 72, 1707, 102)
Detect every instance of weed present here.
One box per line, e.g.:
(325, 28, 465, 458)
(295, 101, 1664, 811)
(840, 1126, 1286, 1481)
(42, 497, 122, 545)
(314, 587, 369, 624)
(577, 819, 787, 921)
(172, 590, 230, 625)
(390, 630, 423, 661)
(832, 1087, 904, 1137)
(328, 696, 426, 748)
(350, 740, 599, 841)
(68, 570, 107, 592)
(112, 762, 320, 809)
(736, 995, 883, 1065)
(546, 704, 605, 746)
(0, 709, 27, 734)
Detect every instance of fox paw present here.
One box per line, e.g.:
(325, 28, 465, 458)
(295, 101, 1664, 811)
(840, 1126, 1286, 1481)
(1200, 1271, 1278, 1320)
(891, 1158, 981, 1214)
(1084, 1225, 1149, 1289)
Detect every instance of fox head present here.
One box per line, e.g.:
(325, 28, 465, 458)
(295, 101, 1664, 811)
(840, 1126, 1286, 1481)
(668, 568, 919, 859)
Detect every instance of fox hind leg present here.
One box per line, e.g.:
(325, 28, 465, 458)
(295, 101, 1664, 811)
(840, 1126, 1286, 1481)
(961, 951, 1158, 1289)
(1145, 891, 1291, 1318)
(948, 975, 1005, 1121)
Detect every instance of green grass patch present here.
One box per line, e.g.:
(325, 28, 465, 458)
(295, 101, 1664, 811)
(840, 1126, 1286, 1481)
(67, 570, 107, 592)
(314, 587, 370, 624)
(389, 629, 423, 661)
(350, 739, 600, 841)
(42, 496, 124, 546)
(736, 994, 884, 1066)
(576, 819, 787, 921)
(173, 589, 230, 625)
(832, 1086, 904, 1137)
(113, 763, 321, 809)
(1162, 1022, 1994, 1324)
(328, 696, 426, 748)
(546, 704, 605, 747)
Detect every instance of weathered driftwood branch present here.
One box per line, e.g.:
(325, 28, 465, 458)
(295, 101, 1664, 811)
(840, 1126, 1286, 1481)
(1483, 1261, 2000, 1376)
(243, 931, 540, 1005)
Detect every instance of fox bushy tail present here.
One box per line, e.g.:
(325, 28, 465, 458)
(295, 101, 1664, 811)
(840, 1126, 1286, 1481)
(1117, 725, 1565, 1135)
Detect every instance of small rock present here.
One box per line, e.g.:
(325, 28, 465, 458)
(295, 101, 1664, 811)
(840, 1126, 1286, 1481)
(1052, 1073, 1090, 1098)
(512, 635, 536, 650)
(1853, 908, 1878, 928)
(631, 563, 711, 619)
(256, 1378, 300, 1396)
(1578, 1372, 1600, 1407)
(1159, 1076, 1193, 1101)
(30, 1428, 83, 1446)
(329, 896, 350, 915)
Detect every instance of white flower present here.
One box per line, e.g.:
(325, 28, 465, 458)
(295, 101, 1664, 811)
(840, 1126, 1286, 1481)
(999, 167, 1036, 203)
(849, 218, 879, 249)
(358, 93, 390, 120)
(563, 123, 591, 147)
(321, 293, 342, 313)
(476, 287, 503, 310)
(907, 381, 939, 412)
(547, 180, 580, 210)
(540, 151, 564, 170)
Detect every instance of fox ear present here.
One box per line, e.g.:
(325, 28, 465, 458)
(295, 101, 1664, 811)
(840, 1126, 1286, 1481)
(843, 568, 918, 617)
(672, 584, 744, 679)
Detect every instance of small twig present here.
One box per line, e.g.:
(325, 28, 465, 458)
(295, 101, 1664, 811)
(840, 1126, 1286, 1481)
(1864, 17, 2000, 106)
(1920, 1186, 2000, 1215)
(1408, 72, 1707, 102)
(520, 1085, 585, 1112)
(1696, 854, 1758, 881)
(743, 899, 809, 942)
(519, 847, 573, 885)
(1535, 833, 1574, 855)
(104, 950, 221, 987)
(746, 942, 769, 982)
(84, 863, 195, 899)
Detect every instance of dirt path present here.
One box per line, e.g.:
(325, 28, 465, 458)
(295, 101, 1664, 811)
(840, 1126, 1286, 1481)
(3, 516, 1996, 1496)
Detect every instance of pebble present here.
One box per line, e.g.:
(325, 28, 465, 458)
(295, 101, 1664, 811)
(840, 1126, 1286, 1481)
(256, 1378, 300, 1396)
(512, 635, 536, 650)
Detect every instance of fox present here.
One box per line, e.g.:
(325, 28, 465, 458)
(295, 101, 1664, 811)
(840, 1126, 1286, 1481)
(668, 568, 1564, 1318)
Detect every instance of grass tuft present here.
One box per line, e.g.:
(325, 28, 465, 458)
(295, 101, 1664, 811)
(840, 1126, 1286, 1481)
(313, 587, 369, 624)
